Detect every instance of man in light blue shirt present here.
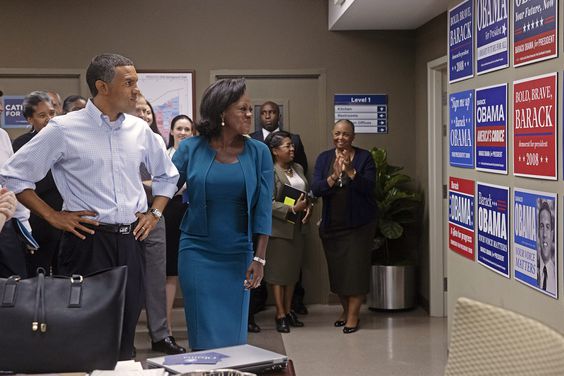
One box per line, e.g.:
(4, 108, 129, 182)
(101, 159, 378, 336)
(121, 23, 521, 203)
(0, 53, 179, 360)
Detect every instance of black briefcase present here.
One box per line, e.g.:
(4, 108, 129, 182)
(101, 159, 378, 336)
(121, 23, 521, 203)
(0, 266, 127, 373)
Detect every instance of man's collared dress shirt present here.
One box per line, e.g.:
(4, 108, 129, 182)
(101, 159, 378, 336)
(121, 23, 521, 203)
(0, 100, 179, 224)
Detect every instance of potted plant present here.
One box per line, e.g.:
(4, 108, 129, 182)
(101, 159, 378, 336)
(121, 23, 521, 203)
(368, 147, 422, 310)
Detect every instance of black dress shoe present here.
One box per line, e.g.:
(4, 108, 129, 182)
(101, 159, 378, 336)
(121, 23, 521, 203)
(286, 311, 304, 327)
(343, 320, 360, 334)
(275, 317, 290, 333)
(248, 322, 261, 333)
(152, 336, 186, 354)
(334, 320, 346, 327)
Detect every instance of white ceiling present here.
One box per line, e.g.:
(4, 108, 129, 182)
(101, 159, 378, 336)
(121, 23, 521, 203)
(329, 0, 450, 30)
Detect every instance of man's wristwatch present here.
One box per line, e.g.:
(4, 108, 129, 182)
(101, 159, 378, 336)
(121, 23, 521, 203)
(149, 208, 162, 221)
(253, 256, 266, 266)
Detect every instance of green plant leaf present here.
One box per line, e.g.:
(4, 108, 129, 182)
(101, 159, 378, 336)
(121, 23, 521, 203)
(383, 174, 411, 192)
(379, 219, 404, 239)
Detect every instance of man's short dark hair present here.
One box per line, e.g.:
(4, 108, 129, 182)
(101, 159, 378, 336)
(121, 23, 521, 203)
(86, 53, 134, 97)
(538, 201, 554, 238)
(22, 91, 52, 119)
(260, 101, 280, 115)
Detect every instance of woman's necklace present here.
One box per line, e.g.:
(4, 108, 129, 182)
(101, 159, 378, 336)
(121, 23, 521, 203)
(285, 166, 293, 177)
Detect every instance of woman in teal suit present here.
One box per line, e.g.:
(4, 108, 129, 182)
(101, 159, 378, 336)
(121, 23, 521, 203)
(172, 79, 273, 350)
(264, 131, 311, 333)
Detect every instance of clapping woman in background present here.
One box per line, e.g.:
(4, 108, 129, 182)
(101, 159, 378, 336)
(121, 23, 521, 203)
(264, 131, 311, 333)
(311, 119, 376, 334)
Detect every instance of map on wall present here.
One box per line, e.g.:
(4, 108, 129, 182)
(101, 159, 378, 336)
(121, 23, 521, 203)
(137, 72, 194, 144)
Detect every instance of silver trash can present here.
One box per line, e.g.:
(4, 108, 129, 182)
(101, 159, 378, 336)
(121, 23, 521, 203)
(368, 264, 416, 310)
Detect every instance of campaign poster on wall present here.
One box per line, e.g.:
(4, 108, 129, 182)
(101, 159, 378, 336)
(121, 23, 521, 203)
(476, 0, 509, 74)
(449, 90, 474, 168)
(475, 84, 507, 174)
(477, 183, 510, 277)
(513, 188, 557, 298)
(513, 73, 557, 180)
(449, 0, 474, 83)
(449, 177, 475, 260)
(513, 0, 558, 67)
(1, 96, 27, 128)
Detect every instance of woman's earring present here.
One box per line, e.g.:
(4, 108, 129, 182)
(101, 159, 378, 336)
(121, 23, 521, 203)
(221, 119, 225, 127)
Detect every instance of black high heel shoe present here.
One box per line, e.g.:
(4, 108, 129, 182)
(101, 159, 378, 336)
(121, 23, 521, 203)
(343, 320, 360, 334)
(275, 316, 290, 333)
(334, 319, 346, 327)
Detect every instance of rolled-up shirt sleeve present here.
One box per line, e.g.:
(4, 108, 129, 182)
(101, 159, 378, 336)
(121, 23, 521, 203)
(143, 131, 179, 199)
(0, 124, 65, 194)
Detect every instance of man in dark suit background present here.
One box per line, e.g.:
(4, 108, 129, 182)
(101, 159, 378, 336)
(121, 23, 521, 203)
(248, 101, 309, 333)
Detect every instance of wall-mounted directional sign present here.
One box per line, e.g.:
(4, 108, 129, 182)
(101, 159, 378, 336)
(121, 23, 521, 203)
(334, 94, 388, 134)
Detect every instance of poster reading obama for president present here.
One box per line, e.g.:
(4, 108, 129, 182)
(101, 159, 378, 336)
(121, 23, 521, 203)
(449, 177, 475, 260)
(476, 0, 509, 74)
(449, 90, 474, 168)
(513, 188, 557, 298)
(475, 84, 507, 174)
(513, 0, 558, 67)
(513, 73, 557, 180)
(449, 0, 474, 83)
(477, 183, 509, 277)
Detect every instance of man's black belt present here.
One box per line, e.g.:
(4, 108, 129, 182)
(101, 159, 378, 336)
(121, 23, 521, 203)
(85, 221, 137, 235)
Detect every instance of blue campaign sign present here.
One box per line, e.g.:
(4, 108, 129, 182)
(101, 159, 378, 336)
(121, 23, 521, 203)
(449, 0, 474, 83)
(476, 0, 509, 74)
(475, 84, 507, 174)
(477, 183, 509, 277)
(2, 96, 27, 128)
(449, 90, 474, 168)
(334, 94, 388, 134)
(513, 188, 557, 298)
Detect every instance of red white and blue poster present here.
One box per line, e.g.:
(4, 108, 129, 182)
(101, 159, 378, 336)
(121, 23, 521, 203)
(477, 182, 509, 277)
(513, 0, 558, 67)
(513, 73, 557, 180)
(449, 90, 474, 168)
(513, 188, 557, 298)
(449, 177, 475, 260)
(449, 0, 474, 83)
(476, 84, 507, 174)
(1, 96, 27, 128)
(476, 0, 509, 74)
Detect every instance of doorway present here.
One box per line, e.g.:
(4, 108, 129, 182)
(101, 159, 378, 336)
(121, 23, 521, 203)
(427, 56, 448, 317)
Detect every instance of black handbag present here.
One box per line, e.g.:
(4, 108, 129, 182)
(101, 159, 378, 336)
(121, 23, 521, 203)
(0, 266, 127, 373)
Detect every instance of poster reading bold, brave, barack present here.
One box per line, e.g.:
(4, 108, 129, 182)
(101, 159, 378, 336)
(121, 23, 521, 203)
(476, 0, 509, 74)
(449, 0, 474, 82)
(477, 183, 509, 277)
(513, 0, 558, 67)
(449, 90, 474, 168)
(449, 177, 475, 260)
(513, 188, 557, 298)
(476, 84, 507, 174)
(513, 73, 557, 180)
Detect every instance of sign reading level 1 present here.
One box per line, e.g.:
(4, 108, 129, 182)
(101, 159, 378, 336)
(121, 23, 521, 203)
(334, 94, 388, 134)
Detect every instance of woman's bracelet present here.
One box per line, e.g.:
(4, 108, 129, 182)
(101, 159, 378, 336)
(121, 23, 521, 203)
(253, 256, 266, 266)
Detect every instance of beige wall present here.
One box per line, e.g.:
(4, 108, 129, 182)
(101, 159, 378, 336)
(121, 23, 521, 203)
(415, 13, 448, 305)
(447, 0, 564, 334)
(0, 0, 422, 303)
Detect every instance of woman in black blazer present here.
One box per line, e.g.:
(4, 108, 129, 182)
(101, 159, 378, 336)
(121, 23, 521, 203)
(311, 120, 376, 334)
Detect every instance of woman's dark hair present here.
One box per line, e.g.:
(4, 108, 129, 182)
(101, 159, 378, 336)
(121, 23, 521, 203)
(22, 91, 51, 119)
(265, 130, 292, 162)
(168, 114, 193, 147)
(145, 99, 162, 137)
(196, 78, 246, 140)
(62, 95, 86, 114)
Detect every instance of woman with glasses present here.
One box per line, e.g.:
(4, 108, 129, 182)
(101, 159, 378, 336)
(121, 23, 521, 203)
(311, 119, 376, 334)
(264, 131, 311, 333)
(172, 79, 273, 350)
